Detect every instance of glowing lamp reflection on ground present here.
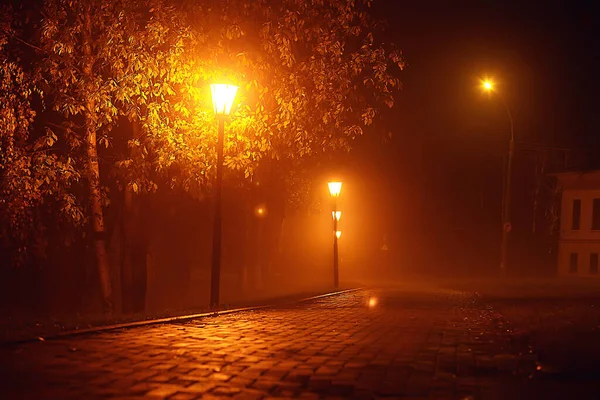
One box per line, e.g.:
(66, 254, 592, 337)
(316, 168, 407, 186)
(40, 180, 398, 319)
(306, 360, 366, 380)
(368, 297, 378, 308)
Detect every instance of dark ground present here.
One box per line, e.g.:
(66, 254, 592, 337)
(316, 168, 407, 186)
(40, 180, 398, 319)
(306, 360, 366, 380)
(446, 277, 600, 378)
(2, 279, 600, 399)
(0, 283, 359, 344)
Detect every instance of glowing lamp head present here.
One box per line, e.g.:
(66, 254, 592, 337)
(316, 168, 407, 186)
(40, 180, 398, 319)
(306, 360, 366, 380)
(335, 230, 342, 239)
(210, 83, 239, 116)
(332, 211, 342, 221)
(482, 80, 493, 91)
(328, 181, 342, 197)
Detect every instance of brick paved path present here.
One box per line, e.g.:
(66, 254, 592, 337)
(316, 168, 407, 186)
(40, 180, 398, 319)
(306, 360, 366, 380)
(0, 286, 538, 399)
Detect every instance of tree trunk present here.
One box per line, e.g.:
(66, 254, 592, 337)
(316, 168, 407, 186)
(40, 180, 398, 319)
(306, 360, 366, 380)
(85, 121, 113, 314)
(243, 205, 251, 292)
(255, 218, 264, 290)
(120, 185, 148, 315)
(266, 160, 287, 282)
(120, 188, 134, 314)
(82, 11, 112, 315)
(269, 213, 285, 279)
(120, 120, 148, 315)
(131, 233, 148, 313)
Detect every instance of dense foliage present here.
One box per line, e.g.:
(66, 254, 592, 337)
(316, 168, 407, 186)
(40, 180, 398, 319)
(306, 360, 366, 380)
(1, 0, 403, 310)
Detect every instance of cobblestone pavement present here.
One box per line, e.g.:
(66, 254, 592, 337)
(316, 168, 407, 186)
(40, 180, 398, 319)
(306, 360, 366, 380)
(0, 286, 540, 399)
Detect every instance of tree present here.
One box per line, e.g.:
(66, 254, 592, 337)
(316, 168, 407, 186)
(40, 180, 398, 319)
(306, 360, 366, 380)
(35, 0, 136, 314)
(1, 8, 83, 265)
(101, 0, 405, 293)
(108, 0, 404, 192)
(175, 0, 404, 173)
(198, 0, 405, 270)
(2, 0, 404, 311)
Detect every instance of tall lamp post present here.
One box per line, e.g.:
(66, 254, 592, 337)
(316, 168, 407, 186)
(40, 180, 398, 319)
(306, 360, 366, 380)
(482, 80, 514, 275)
(328, 182, 342, 288)
(209, 83, 238, 309)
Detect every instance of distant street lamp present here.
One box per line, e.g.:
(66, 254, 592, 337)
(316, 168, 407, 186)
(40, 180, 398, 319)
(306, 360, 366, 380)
(482, 79, 514, 275)
(328, 181, 342, 288)
(256, 206, 266, 217)
(209, 83, 238, 309)
(255, 204, 267, 290)
(335, 230, 342, 239)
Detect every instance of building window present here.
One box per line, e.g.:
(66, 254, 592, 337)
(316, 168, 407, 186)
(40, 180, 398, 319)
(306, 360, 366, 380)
(569, 253, 578, 273)
(572, 199, 581, 230)
(593, 199, 600, 230)
(591, 254, 599, 275)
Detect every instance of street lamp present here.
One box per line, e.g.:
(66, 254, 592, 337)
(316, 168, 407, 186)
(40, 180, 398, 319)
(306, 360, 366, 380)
(211, 84, 239, 115)
(482, 79, 514, 275)
(328, 182, 342, 198)
(328, 181, 342, 288)
(255, 204, 267, 290)
(256, 206, 266, 217)
(209, 83, 238, 309)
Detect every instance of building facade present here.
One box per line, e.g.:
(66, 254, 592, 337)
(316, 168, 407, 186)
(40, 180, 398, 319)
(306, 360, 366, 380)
(556, 170, 600, 277)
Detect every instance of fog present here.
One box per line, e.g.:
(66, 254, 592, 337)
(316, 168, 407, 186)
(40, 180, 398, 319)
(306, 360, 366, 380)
(0, 134, 560, 330)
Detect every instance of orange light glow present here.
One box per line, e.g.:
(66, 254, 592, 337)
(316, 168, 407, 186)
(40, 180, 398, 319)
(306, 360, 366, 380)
(335, 230, 342, 239)
(328, 181, 342, 197)
(255, 204, 267, 218)
(210, 84, 239, 115)
(482, 80, 494, 91)
(368, 297, 378, 307)
(332, 211, 342, 221)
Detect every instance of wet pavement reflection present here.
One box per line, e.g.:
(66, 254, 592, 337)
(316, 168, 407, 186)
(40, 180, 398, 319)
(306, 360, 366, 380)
(0, 285, 586, 399)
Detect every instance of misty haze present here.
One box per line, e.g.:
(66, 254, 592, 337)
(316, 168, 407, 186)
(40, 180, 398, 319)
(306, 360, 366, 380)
(1, 0, 600, 399)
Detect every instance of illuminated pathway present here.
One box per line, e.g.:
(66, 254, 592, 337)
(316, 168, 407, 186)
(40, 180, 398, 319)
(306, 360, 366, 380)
(0, 287, 539, 399)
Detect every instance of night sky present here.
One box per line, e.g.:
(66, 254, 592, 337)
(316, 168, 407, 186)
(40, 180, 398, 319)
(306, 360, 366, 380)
(383, 0, 599, 145)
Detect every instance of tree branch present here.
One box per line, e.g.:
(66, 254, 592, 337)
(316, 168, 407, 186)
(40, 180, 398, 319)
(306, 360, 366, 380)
(46, 121, 84, 131)
(1, 28, 44, 52)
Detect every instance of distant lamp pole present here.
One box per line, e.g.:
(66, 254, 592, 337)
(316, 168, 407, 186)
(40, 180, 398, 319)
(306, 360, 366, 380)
(482, 79, 514, 275)
(328, 181, 342, 288)
(255, 204, 267, 290)
(209, 83, 238, 309)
